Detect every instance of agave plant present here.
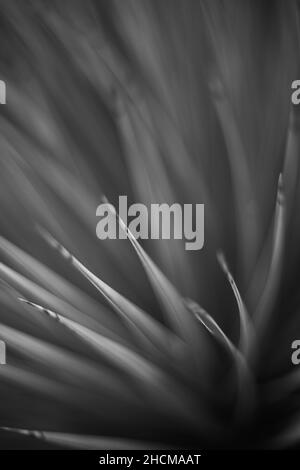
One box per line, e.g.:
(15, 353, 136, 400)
(0, 0, 300, 450)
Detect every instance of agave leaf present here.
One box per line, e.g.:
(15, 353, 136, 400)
(0, 262, 125, 343)
(16, 297, 168, 388)
(0, 363, 124, 419)
(0, 364, 69, 402)
(186, 298, 255, 419)
(101, 203, 205, 366)
(16, 297, 207, 427)
(217, 251, 254, 356)
(40, 227, 203, 371)
(186, 298, 237, 356)
(0, 323, 136, 404)
(0, 427, 165, 450)
(211, 78, 259, 282)
(0, 236, 119, 332)
(265, 368, 300, 401)
(38, 228, 184, 361)
(253, 175, 285, 336)
(266, 416, 300, 449)
(283, 110, 299, 218)
(114, 87, 199, 296)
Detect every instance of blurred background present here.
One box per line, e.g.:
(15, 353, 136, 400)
(0, 0, 300, 449)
